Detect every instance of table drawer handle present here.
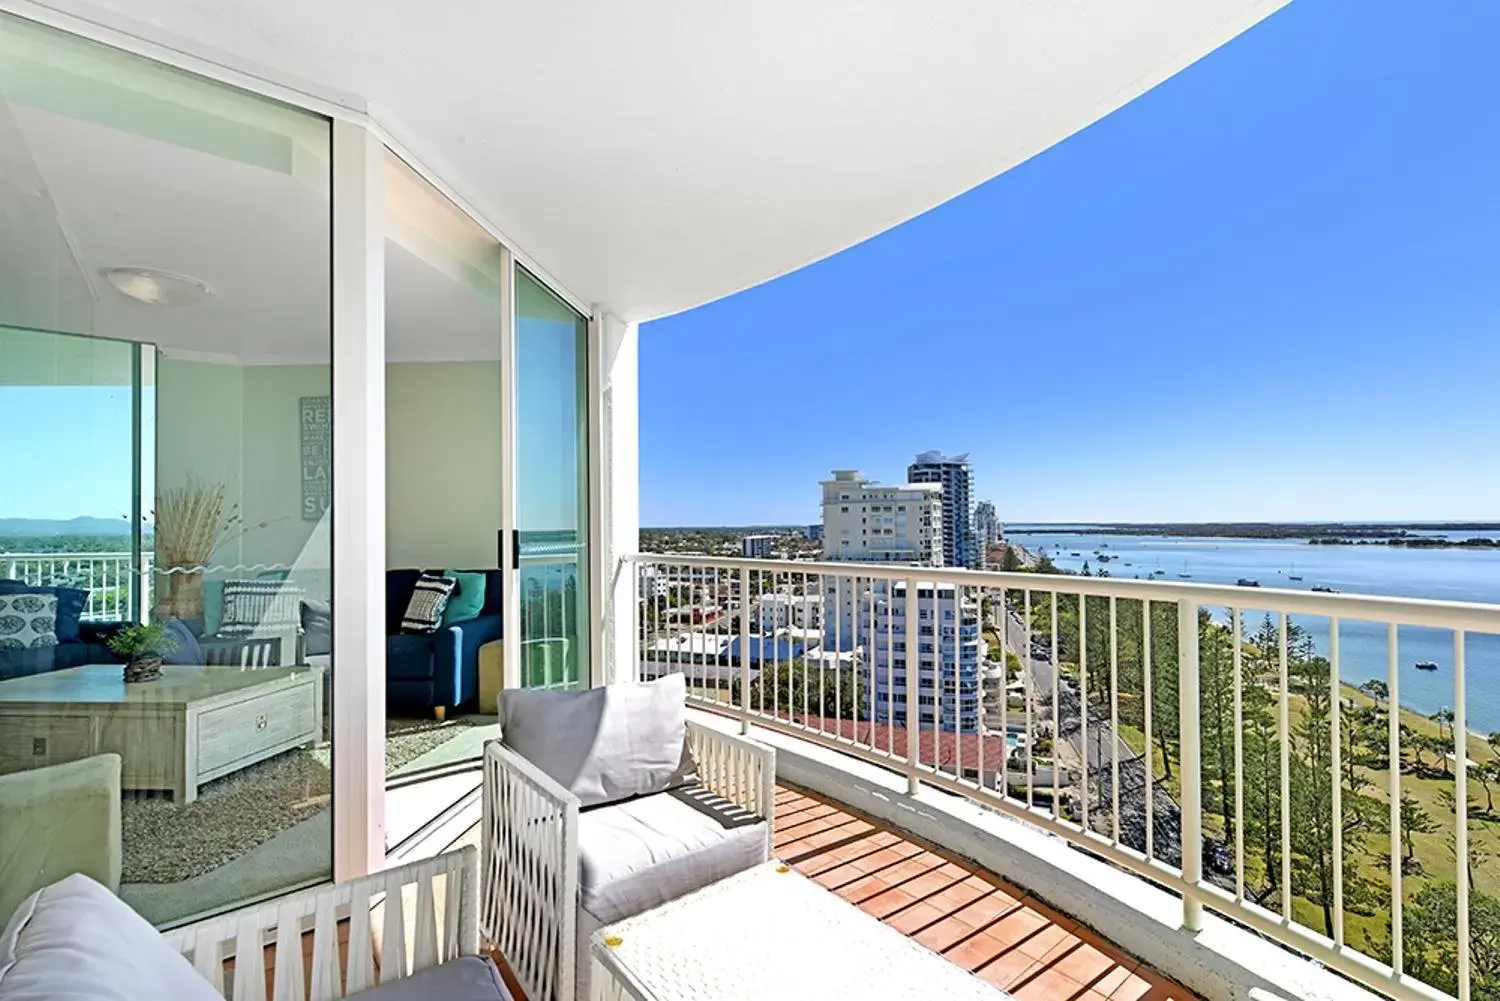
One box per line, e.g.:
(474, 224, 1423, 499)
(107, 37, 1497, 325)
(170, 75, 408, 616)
(256, 714, 268, 731)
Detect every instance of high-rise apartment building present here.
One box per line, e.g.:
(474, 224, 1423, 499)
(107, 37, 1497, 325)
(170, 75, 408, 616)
(866, 581, 982, 732)
(974, 501, 1000, 551)
(819, 469, 943, 654)
(819, 470, 942, 564)
(907, 451, 977, 569)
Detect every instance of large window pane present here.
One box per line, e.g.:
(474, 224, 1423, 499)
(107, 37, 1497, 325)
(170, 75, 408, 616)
(0, 11, 331, 927)
(382, 149, 503, 802)
(516, 268, 589, 690)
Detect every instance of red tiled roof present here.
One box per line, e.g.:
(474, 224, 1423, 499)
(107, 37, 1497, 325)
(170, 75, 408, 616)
(782, 714, 1008, 771)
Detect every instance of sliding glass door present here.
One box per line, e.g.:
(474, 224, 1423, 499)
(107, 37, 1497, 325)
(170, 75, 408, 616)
(513, 268, 589, 689)
(0, 10, 333, 927)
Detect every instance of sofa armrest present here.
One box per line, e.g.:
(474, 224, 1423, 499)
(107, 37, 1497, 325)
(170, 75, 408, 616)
(431, 614, 503, 709)
(685, 720, 776, 829)
(481, 740, 578, 1001)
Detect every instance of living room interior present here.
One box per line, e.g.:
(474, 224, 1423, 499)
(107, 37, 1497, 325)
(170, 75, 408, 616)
(0, 11, 590, 929)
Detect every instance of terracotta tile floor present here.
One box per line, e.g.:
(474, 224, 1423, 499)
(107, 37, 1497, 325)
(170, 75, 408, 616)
(773, 784, 1201, 1001)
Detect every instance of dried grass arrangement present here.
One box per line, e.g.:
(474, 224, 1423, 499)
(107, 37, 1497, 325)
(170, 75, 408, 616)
(154, 479, 242, 622)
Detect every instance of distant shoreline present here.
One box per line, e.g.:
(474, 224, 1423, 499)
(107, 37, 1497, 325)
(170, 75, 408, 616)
(1009, 521, 1500, 546)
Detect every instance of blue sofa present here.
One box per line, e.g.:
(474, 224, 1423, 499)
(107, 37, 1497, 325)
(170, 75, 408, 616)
(0, 581, 124, 681)
(386, 569, 503, 718)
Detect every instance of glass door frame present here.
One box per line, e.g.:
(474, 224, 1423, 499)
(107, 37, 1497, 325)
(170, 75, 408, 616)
(499, 257, 601, 692)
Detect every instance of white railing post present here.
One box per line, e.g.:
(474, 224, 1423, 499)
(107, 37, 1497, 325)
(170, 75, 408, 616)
(1454, 630, 1470, 1001)
(1178, 598, 1203, 932)
(739, 567, 751, 734)
(905, 575, 920, 795)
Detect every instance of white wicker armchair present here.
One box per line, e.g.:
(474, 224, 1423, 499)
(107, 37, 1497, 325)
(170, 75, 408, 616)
(163, 848, 478, 1000)
(481, 720, 775, 1001)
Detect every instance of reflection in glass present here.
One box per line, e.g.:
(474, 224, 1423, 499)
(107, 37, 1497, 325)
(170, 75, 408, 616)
(382, 149, 504, 793)
(516, 268, 589, 690)
(0, 11, 331, 927)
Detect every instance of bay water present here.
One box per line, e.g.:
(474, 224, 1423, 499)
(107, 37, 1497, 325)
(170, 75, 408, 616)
(1007, 527, 1500, 734)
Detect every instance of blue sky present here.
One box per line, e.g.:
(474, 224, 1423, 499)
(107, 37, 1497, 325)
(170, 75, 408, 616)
(0, 387, 134, 521)
(640, 0, 1500, 527)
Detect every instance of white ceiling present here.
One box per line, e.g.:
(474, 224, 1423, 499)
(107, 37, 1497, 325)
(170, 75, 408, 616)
(3, 102, 499, 363)
(25, 0, 1290, 322)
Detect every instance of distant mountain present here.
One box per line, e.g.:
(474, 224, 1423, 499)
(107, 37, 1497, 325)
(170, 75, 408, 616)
(0, 517, 135, 536)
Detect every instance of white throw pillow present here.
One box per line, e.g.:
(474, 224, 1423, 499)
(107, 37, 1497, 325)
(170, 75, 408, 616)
(499, 673, 691, 807)
(0, 874, 220, 1000)
(0, 594, 57, 651)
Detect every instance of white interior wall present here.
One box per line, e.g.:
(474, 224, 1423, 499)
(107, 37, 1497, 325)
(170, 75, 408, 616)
(155, 356, 502, 580)
(155, 356, 330, 597)
(384, 360, 501, 569)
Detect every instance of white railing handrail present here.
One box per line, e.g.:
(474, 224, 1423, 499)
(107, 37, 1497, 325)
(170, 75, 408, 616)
(3, 550, 154, 622)
(0, 552, 138, 561)
(628, 551, 1495, 1001)
(624, 552, 1500, 631)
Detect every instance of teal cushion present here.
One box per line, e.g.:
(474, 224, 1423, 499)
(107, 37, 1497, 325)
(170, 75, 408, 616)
(441, 570, 487, 627)
(203, 580, 225, 635)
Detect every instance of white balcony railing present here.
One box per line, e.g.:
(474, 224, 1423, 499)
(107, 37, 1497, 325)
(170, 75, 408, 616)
(627, 552, 1500, 1001)
(2, 551, 153, 621)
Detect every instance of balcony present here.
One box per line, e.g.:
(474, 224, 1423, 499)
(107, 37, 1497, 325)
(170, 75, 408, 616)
(631, 552, 1500, 1001)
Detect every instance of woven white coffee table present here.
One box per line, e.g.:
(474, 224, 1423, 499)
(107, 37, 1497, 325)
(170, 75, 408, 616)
(589, 861, 1010, 1001)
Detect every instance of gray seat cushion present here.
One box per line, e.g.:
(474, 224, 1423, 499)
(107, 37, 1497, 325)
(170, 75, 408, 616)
(347, 956, 512, 1000)
(577, 783, 768, 925)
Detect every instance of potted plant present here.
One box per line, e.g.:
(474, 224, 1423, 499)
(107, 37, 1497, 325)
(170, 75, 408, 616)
(107, 623, 178, 684)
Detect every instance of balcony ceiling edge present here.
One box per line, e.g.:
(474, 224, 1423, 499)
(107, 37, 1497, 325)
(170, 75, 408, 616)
(21, 0, 1290, 321)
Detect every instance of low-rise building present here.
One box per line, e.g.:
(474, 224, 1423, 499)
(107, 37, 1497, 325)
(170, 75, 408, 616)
(756, 588, 822, 632)
(741, 534, 776, 558)
(819, 470, 942, 565)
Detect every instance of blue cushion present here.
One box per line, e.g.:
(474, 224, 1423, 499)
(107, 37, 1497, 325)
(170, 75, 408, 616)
(430, 569, 503, 617)
(203, 580, 225, 635)
(440, 571, 487, 627)
(161, 618, 204, 665)
(0, 582, 88, 643)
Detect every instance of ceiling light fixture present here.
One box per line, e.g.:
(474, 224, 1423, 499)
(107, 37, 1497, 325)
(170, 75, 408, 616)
(103, 267, 213, 306)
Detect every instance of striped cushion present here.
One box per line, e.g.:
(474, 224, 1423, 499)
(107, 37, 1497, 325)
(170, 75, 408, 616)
(401, 574, 457, 634)
(219, 579, 304, 637)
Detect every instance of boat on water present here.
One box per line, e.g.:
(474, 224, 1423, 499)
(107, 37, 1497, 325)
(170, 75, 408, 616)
(1288, 575, 1304, 581)
(1070, 552, 1081, 557)
(1312, 585, 1337, 593)
(1237, 578, 1260, 587)
(1415, 660, 1439, 672)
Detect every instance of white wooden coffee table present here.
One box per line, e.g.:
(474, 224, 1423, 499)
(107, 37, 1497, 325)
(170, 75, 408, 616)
(0, 664, 324, 802)
(589, 861, 1010, 1001)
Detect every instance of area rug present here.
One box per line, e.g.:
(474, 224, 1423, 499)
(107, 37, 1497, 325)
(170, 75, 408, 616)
(121, 715, 490, 884)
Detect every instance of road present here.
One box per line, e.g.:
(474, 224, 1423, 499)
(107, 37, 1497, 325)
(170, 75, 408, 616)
(996, 608, 1186, 867)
